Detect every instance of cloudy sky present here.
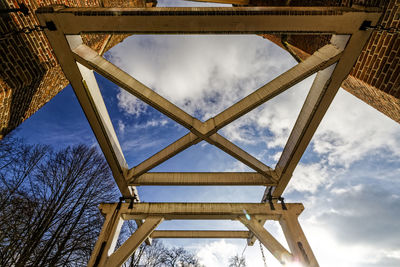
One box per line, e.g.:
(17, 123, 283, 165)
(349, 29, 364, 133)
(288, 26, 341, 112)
(14, 1, 400, 266)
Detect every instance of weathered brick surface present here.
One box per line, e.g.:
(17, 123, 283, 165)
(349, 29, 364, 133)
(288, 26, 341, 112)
(255, 0, 400, 123)
(351, 0, 400, 99)
(343, 76, 400, 123)
(0, 0, 154, 139)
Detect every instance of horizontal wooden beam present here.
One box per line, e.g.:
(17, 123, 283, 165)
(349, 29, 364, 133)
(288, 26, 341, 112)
(151, 230, 250, 239)
(185, 0, 249, 5)
(129, 172, 275, 186)
(37, 7, 381, 35)
(99, 202, 304, 220)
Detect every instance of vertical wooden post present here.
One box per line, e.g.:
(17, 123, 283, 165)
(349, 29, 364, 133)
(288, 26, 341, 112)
(279, 212, 319, 267)
(88, 205, 124, 267)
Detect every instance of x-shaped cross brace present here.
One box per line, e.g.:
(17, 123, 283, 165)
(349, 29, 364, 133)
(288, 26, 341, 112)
(72, 43, 342, 185)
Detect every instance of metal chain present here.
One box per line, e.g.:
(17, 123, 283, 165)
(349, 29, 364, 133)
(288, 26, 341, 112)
(241, 243, 248, 258)
(259, 240, 268, 267)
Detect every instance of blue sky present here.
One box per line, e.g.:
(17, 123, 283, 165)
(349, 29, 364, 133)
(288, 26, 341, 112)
(13, 1, 400, 266)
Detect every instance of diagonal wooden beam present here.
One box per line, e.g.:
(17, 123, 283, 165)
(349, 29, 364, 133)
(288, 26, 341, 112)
(106, 216, 163, 267)
(247, 37, 362, 245)
(273, 31, 378, 197)
(118, 44, 341, 179)
(34, 11, 133, 198)
(129, 172, 276, 186)
(72, 44, 196, 130)
(71, 41, 132, 197)
(73, 43, 341, 181)
(206, 44, 342, 133)
(209, 134, 277, 179)
(129, 133, 201, 178)
(239, 216, 293, 264)
(129, 132, 276, 179)
(151, 230, 251, 239)
(72, 46, 275, 178)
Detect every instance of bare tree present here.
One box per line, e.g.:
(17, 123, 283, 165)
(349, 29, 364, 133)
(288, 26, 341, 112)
(229, 254, 247, 267)
(0, 137, 204, 267)
(119, 221, 202, 267)
(0, 137, 117, 267)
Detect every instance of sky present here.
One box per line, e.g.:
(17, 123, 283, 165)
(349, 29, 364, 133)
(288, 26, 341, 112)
(12, 1, 400, 266)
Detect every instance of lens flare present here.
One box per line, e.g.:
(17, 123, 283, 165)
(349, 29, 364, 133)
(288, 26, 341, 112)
(242, 209, 251, 220)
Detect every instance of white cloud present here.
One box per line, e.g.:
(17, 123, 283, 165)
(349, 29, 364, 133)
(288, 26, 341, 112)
(117, 119, 125, 134)
(130, 119, 169, 129)
(194, 239, 287, 267)
(122, 137, 161, 152)
(330, 184, 363, 195)
(299, 178, 400, 267)
(313, 89, 400, 168)
(272, 151, 282, 162)
(287, 163, 329, 193)
(303, 217, 400, 267)
(108, 35, 295, 122)
(196, 240, 238, 267)
(116, 89, 147, 117)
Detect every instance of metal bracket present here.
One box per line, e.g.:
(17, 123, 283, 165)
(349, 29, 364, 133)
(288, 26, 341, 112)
(278, 196, 287, 210)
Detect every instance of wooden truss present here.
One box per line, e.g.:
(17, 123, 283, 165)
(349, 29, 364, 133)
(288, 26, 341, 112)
(36, 5, 381, 267)
(88, 202, 315, 266)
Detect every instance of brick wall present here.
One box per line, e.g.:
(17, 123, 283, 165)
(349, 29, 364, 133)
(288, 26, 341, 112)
(351, 0, 400, 98)
(0, 0, 155, 139)
(252, 0, 400, 123)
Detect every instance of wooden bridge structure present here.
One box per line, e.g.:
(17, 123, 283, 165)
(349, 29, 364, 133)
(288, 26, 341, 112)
(36, 5, 382, 266)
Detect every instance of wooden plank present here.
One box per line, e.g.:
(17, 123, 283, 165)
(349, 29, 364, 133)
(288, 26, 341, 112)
(151, 230, 250, 239)
(185, 0, 249, 5)
(130, 172, 275, 186)
(37, 7, 382, 35)
(98, 202, 304, 220)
